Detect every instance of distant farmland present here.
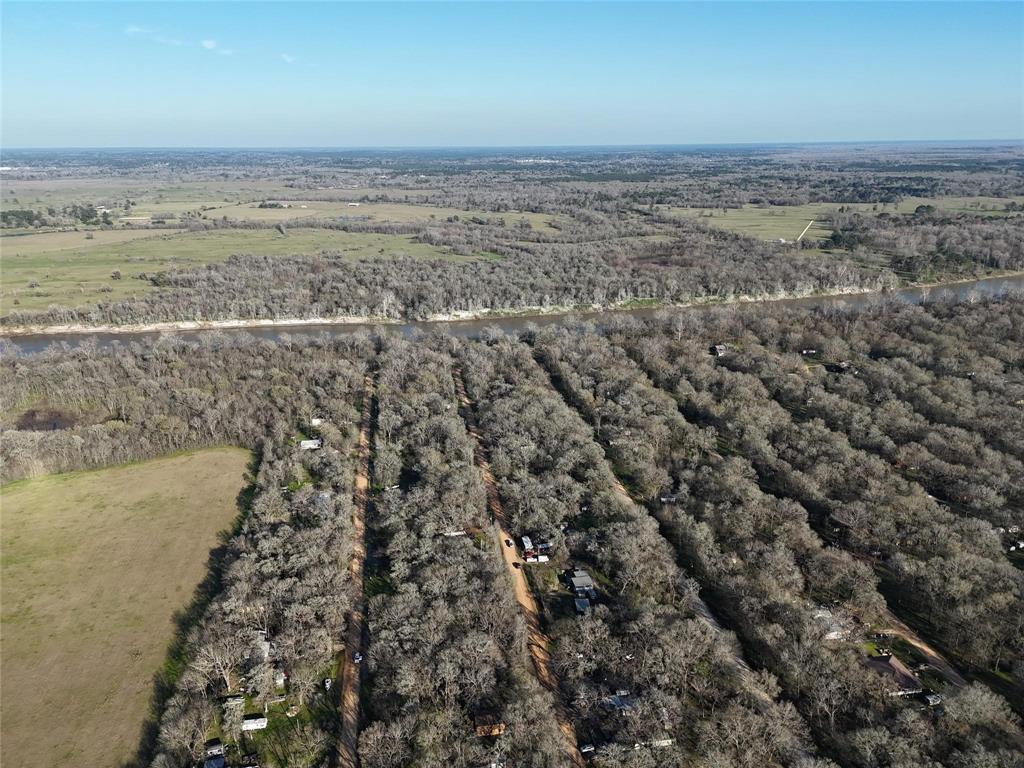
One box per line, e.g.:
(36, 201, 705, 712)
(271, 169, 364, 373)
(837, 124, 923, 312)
(1, 228, 471, 315)
(0, 448, 250, 768)
(666, 195, 1024, 241)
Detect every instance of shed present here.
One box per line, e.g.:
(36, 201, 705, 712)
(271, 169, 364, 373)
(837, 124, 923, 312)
(204, 758, 227, 768)
(825, 361, 857, 374)
(569, 569, 598, 599)
(242, 713, 269, 731)
(574, 597, 591, 616)
(474, 714, 506, 737)
(299, 438, 323, 451)
(709, 344, 729, 357)
(253, 631, 272, 662)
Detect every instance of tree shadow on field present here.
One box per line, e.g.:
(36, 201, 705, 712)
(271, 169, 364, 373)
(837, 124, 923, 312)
(123, 449, 261, 768)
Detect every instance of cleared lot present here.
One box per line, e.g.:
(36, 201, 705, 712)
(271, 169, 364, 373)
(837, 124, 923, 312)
(0, 447, 250, 768)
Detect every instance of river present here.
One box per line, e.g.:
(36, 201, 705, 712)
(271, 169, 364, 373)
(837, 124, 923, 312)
(4, 273, 1022, 356)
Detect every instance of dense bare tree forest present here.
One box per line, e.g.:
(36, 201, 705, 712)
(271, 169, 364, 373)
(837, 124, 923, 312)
(2, 293, 1022, 767)
(4, 145, 1021, 328)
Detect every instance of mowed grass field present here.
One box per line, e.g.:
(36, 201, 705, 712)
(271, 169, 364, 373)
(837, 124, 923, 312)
(1, 228, 468, 315)
(0, 447, 251, 768)
(667, 195, 1024, 241)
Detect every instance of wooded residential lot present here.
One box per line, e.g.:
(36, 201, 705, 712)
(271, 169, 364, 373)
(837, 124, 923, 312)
(2, 287, 1022, 767)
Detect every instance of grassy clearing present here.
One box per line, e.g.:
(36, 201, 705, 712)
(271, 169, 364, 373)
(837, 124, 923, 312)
(1, 228, 467, 315)
(2, 178, 566, 232)
(667, 196, 1024, 241)
(0, 447, 251, 768)
(1, 178, 293, 217)
(1, 227, 181, 256)
(202, 199, 566, 233)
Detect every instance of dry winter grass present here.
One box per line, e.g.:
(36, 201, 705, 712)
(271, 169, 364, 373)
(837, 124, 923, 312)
(0, 447, 250, 768)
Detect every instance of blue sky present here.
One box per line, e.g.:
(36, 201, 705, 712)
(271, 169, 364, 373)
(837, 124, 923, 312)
(2, 1, 1021, 147)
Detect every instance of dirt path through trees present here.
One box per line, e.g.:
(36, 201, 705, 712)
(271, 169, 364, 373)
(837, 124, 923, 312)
(453, 366, 585, 768)
(335, 373, 374, 768)
(877, 610, 968, 688)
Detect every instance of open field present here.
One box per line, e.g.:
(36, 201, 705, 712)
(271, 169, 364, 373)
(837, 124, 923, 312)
(201, 200, 567, 233)
(1, 177, 294, 216)
(0, 227, 180, 255)
(0, 447, 251, 768)
(1, 228, 469, 315)
(667, 195, 1024, 241)
(2, 178, 566, 232)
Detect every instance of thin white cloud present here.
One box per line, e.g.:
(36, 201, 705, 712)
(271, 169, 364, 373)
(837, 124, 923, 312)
(280, 53, 295, 64)
(125, 27, 233, 55)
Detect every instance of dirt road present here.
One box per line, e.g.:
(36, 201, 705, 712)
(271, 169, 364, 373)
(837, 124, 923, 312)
(335, 373, 374, 768)
(453, 367, 584, 768)
(877, 610, 967, 688)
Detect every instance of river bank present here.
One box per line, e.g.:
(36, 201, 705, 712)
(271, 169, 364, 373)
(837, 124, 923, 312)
(6, 271, 1021, 339)
(4, 271, 1022, 355)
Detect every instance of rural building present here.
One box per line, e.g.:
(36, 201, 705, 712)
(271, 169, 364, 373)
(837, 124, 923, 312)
(299, 438, 323, 450)
(812, 607, 851, 641)
(569, 569, 598, 599)
(242, 713, 269, 731)
(521, 535, 553, 558)
(474, 715, 506, 737)
(826, 361, 858, 374)
(602, 690, 636, 713)
(253, 631, 272, 662)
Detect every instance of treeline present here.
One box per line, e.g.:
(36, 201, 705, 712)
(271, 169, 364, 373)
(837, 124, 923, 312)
(824, 212, 1024, 276)
(0, 333, 372, 483)
(4, 231, 890, 328)
(359, 338, 568, 767)
(531, 321, 1024, 766)
(460, 334, 817, 767)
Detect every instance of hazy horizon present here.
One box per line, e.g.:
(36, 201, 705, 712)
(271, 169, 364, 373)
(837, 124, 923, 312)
(4, 139, 1022, 152)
